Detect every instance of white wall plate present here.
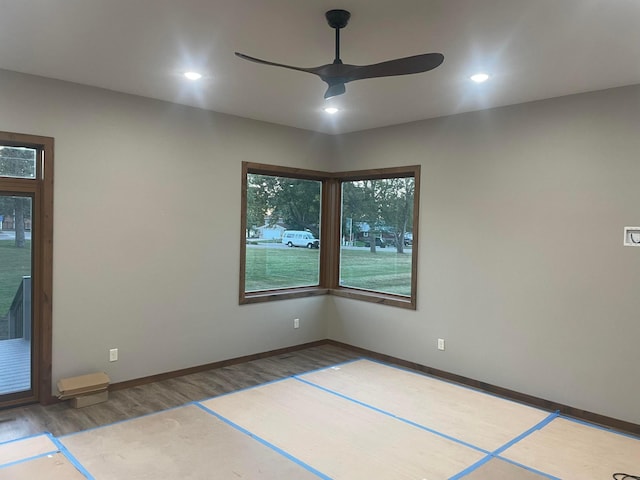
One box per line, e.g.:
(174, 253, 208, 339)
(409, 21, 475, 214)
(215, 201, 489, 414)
(623, 227, 640, 246)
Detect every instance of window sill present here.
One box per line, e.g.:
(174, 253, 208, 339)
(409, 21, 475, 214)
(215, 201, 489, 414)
(329, 287, 416, 310)
(240, 287, 330, 305)
(241, 286, 415, 309)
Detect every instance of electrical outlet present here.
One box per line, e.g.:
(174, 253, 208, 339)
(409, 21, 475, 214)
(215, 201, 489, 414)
(624, 226, 640, 246)
(437, 339, 445, 351)
(294, 318, 300, 329)
(109, 348, 118, 362)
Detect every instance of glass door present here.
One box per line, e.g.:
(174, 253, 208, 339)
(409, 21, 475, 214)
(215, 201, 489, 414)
(0, 195, 33, 397)
(0, 133, 53, 408)
(0, 142, 38, 404)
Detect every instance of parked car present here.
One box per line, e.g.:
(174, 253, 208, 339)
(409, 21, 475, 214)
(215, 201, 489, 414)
(404, 232, 413, 246)
(364, 237, 386, 248)
(282, 230, 320, 249)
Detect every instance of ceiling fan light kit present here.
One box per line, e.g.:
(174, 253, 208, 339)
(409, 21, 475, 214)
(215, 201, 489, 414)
(470, 73, 490, 83)
(235, 9, 444, 99)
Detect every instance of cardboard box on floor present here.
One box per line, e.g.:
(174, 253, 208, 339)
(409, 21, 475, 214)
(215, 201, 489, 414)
(70, 390, 109, 408)
(57, 372, 110, 407)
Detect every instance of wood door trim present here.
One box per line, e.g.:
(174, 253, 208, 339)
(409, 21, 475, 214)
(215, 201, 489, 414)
(0, 131, 54, 407)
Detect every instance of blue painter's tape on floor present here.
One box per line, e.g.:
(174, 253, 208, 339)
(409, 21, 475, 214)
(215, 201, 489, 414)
(559, 414, 640, 441)
(497, 455, 561, 480)
(448, 453, 494, 480)
(195, 401, 333, 480)
(59, 402, 195, 438)
(294, 375, 490, 454)
(294, 357, 364, 377)
(492, 411, 559, 456)
(449, 412, 561, 480)
(448, 454, 561, 480)
(48, 433, 95, 479)
(198, 376, 292, 402)
(0, 431, 50, 446)
(0, 450, 59, 470)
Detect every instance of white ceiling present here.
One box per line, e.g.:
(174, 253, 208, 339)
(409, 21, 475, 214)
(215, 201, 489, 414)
(1, 0, 639, 134)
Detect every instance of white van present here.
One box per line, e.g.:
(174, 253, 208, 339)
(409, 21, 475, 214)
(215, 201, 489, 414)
(282, 230, 320, 249)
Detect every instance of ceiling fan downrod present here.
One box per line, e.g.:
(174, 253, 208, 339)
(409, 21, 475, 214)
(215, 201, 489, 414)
(325, 9, 351, 64)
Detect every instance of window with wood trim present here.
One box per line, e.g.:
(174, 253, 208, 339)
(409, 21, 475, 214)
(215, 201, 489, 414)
(240, 162, 419, 309)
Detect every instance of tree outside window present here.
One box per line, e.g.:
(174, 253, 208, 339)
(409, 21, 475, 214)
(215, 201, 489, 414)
(244, 172, 322, 293)
(340, 176, 415, 296)
(0, 146, 36, 248)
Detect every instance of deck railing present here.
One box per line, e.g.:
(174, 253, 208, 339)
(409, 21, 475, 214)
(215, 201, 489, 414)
(8, 276, 31, 340)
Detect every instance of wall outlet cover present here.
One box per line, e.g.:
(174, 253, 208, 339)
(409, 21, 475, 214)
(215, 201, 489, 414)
(624, 227, 640, 246)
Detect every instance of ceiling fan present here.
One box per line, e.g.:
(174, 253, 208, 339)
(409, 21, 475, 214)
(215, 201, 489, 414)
(235, 9, 444, 99)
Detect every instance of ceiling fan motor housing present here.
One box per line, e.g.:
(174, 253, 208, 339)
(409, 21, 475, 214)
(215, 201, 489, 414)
(325, 9, 351, 29)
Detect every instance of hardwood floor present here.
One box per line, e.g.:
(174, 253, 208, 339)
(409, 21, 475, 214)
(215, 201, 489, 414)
(0, 343, 360, 443)
(2, 353, 638, 479)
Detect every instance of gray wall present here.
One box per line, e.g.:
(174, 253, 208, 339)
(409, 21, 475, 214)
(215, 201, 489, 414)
(328, 85, 640, 424)
(0, 69, 330, 386)
(1, 68, 638, 425)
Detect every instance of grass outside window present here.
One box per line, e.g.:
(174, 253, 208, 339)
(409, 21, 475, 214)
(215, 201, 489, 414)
(245, 246, 411, 296)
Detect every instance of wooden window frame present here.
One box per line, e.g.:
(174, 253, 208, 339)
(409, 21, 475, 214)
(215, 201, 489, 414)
(240, 162, 419, 310)
(330, 165, 420, 310)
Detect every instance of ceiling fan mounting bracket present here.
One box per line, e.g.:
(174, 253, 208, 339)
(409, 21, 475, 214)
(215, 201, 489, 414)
(325, 9, 351, 30)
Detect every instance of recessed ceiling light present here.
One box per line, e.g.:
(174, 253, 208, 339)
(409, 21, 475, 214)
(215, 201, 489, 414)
(470, 73, 490, 83)
(324, 107, 339, 114)
(184, 71, 203, 80)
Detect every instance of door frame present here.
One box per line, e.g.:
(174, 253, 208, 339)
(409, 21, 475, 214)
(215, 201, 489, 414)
(0, 131, 53, 408)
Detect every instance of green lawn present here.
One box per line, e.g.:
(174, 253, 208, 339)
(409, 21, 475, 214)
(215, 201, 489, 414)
(0, 240, 32, 316)
(245, 246, 411, 296)
(246, 247, 320, 291)
(339, 249, 412, 295)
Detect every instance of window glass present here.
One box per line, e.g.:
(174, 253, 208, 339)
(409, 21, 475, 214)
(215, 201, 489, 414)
(0, 195, 32, 395)
(244, 173, 321, 292)
(241, 162, 418, 309)
(340, 176, 415, 296)
(0, 147, 37, 179)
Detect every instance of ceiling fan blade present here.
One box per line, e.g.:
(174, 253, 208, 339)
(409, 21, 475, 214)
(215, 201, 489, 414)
(235, 52, 317, 76)
(324, 82, 346, 99)
(237, 52, 350, 97)
(340, 53, 444, 82)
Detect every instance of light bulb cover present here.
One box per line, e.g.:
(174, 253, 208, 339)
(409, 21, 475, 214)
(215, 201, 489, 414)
(470, 73, 490, 83)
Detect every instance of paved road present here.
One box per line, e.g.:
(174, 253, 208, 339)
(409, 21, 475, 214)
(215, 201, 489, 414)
(247, 242, 411, 252)
(0, 231, 32, 240)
